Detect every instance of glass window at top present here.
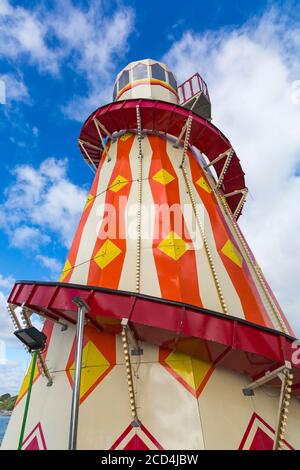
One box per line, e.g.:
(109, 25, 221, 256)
(167, 71, 177, 91)
(118, 69, 129, 91)
(133, 63, 148, 81)
(151, 63, 166, 82)
(113, 82, 118, 101)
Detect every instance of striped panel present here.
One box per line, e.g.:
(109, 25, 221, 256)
(69, 141, 117, 284)
(118, 135, 161, 296)
(187, 149, 274, 327)
(139, 137, 162, 297)
(166, 141, 224, 313)
(59, 155, 103, 283)
(87, 134, 135, 289)
(148, 135, 202, 306)
(178, 146, 245, 318)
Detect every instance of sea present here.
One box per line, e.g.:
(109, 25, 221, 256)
(0, 415, 10, 446)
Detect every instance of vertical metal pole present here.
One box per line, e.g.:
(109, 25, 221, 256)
(18, 350, 38, 450)
(68, 300, 87, 450)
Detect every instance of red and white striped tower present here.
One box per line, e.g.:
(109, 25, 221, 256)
(2, 59, 300, 450)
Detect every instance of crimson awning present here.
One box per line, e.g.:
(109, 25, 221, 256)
(8, 281, 300, 395)
(78, 99, 246, 217)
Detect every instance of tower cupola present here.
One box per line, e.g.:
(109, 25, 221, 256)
(113, 59, 178, 104)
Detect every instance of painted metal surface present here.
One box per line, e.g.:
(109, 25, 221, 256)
(2, 331, 300, 450)
(6, 280, 300, 395)
(78, 100, 245, 216)
(3, 59, 300, 450)
(52, 133, 290, 333)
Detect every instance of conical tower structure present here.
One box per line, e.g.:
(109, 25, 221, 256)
(2, 59, 300, 450)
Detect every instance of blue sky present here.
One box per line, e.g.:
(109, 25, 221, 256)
(0, 0, 300, 394)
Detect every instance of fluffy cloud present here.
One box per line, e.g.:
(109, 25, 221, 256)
(0, 0, 135, 118)
(0, 277, 18, 354)
(0, 271, 45, 394)
(52, 1, 134, 119)
(0, 290, 13, 343)
(0, 157, 87, 249)
(0, 361, 25, 395)
(10, 226, 50, 249)
(0, 274, 15, 291)
(36, 254, 61, 275)
(0, 276, 16, 347)
(0, 73, 29, 105)
(163, 7, 300, 335)
(0, 0, 61, 74)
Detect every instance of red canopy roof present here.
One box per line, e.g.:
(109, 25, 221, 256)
(78, 99, 246, 217)
(8, 281, 300, 395)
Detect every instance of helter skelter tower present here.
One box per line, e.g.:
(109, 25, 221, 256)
(3, 59, 300, 450)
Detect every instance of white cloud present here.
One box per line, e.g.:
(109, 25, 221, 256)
(36, 254, 61, 274)
(0, 306, 39, 396)
(32, 126, 39, 137)
(0, 361, 25, 395)
(0, 282, 44, 385)
(0, 0, 135, 119)
(0, 279, 16, 349)
(0, 157, 87, 249)
(163, 7, 300, 335)
(0, 291, 12, 342)
(0, 275, 22, 359)
(58, 2, 134, 119)
(10, 226, 50, 249)
(0, 73, 29, 104)
(0, 291, 20, 347)
(0, 274, 15, 292)
(0, 0, 59, 73)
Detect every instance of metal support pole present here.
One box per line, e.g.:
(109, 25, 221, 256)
(242, 362, 291, 396)
(68, 297, 89, 450)
(18, 350, 38, 450)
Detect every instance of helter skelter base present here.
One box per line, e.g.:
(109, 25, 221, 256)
(3, 60, 300, 450)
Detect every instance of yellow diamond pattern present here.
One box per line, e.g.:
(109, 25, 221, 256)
(120, 132, 133, 142)
(69, 341, 110, 400)
(221, 240, 243, 268)
(59, 259, 72, 281)
(152, 168, 175, 186)
(158, 231, 188, 261)
(165, 350, 212, 393)
(109, 175, 129, 193)
(84, 193, 94, 211)
(196, 176, 211, 193)
(94, 239, 122, 269)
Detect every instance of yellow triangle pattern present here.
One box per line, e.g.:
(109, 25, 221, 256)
(59, 259, 72, 282)
(196, 176, 212, 193)
(152, 168, 175, 186)
(165, 350, 212, 393)
(109, 175, 129, 193)
(84, 193, 94, 211)
(221, 240, 243, 268)
(69, 341, 110, 400)
(158, 231, 188, 261)
(94, 239, 122, 269)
